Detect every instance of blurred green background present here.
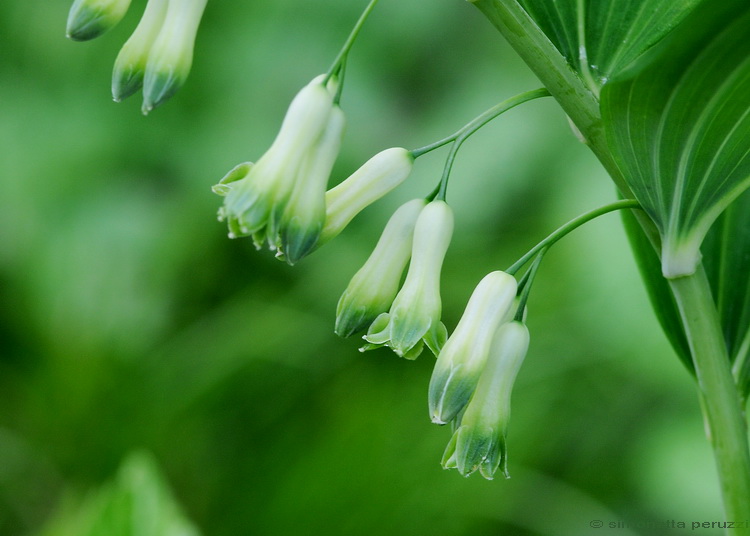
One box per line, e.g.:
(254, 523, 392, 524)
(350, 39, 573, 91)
(0, 1, 725, 535)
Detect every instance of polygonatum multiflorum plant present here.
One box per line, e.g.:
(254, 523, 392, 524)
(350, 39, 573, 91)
(66, 0, 750, 529)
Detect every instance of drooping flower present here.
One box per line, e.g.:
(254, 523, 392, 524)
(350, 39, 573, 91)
(362, 200, 453, 359)
(66, 0, 132, 41)
(215, 75, 343, 264)
(141, 0, 208, 113)
(335, 199, 426, 338)
(111, 0, 169, 102)
(441, 321, 530, 479)
(428, 271, 517, 425)
(319, 147, 415, 246)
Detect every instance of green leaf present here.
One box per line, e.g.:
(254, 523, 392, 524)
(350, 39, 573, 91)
(37, 451, 200, 536)
(510, 0, 701, 92)
(703, 189, 750, 399)
(601, 2, 750, 277)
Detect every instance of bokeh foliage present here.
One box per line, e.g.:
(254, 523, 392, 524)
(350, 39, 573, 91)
(0, 1, 723, 535)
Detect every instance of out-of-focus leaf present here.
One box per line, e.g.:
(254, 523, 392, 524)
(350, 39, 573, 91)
(601, 2, 750, 277)
(486, 0, 700, 92)
(703, 189, 750, 398)
(37, 451, 200, 536)
(620, 210, 692, 373)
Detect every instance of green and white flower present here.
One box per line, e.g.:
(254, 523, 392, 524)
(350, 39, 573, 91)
(362, 200, 453, 359)
(319, 147, 415, 246)
(66, 0, 132, 41)
(111, 0, 169, 102)
(141, 0, 208, 113)
(428, 271, 517, 425)
(441, 321, 529, 479)
(217, 75, 342, 263)
(335, 199, 426, 338)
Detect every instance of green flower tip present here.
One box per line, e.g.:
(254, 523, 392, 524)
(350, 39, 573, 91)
(334, 300, 374, 339)
(111, 62, 144, 102)
(66, 0, 131, 41)
(142, 69, 187, 114)
(279, 218, 323, 266)
(428, 365, 476, 425)
(441, 424, 509, 480)
(362, 312, 447, 359)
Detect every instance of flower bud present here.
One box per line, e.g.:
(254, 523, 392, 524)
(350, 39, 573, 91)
(319, 147, 414, 245)
(362, 200, 453, 359)
(112, 0, 169, 102)
(428, 271, 517, 425)
(335, 199, 426, 338)
(141, 0, 208, 113)
(66, 0, 131, 41)
(441, 321, 529, 479)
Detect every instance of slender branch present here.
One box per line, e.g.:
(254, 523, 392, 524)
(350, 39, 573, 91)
(506, 199, 641, 275)
(411, 88, 550, 158)
(433, 88, 550, 200)
(324, 0, 379, 85)
(670, 270, 750, 528)
(514, 247, 547, 321)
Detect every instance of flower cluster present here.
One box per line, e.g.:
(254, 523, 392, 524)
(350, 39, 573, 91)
(440, 320, 529, 479)
(66, 0, 208, 113)
(429, 272, 530, 479)
(214, 75, 415, 265)
(358, 201, 454, 359)
(206, 0, 542, 481)
(334, 199, 454, 359)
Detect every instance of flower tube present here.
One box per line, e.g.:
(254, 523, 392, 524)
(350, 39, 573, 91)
(319, 147, 414, 246)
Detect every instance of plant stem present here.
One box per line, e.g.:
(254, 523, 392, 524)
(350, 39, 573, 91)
(411, 88, 550, 158)
(506, 199, 640, 275)
(431, 88, 550, 200)
(670, 269, 750, 528)
(325, 0, 379, 85)
(514, 247, 547, 321)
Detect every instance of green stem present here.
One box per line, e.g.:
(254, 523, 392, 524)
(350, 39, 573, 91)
(670, 270, 750, 528)
(514, 247, 547, 321)
(433, 88, 550, 200)
(411, 88, 550, 158)
(325, 0, 379, 85)
(506, 199, 640, 275)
